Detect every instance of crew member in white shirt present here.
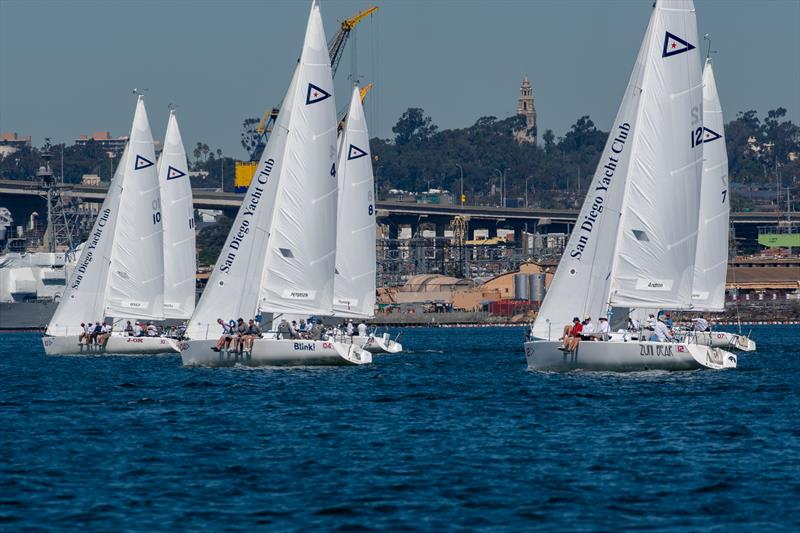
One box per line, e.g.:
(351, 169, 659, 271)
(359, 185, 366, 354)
(598, 317, 610, 340)
(357, 321, 368, 337)
(693, 316, 709, 332)
(651, 317, 674, 342)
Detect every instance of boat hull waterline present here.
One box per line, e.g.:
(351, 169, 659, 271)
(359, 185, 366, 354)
(524, 340, 737, 372)
(43, 335, 181, 355)
(180, 338, 372, 367)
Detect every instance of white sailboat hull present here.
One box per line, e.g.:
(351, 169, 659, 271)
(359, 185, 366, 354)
(524, 339, 736, 372)
(693, 331, 756, 352)
(43, 334, 180, 355)
(180, 338, 372, 367)
(352, 334, 403, 354)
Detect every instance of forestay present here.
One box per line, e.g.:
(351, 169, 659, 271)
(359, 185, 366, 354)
(691, 59, 728, 312)
(158, 110, 196, 319)
(333, 85, 377, 318)
(608, 0, 703, 309)
(105, 96, 165, 320)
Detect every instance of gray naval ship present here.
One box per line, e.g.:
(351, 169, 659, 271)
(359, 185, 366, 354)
(0, 143, 83, 331)
(0, 210, 75, 331)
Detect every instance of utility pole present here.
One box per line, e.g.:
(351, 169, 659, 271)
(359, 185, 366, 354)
(455, 163, 464, 206)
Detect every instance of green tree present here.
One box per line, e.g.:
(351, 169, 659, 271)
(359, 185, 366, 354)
(392, 108, 438, 145)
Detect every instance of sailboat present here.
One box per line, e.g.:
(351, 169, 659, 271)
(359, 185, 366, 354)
(524, 0, 736, 371)
(158, 109, 196, 321)
(690, 59, 756, 351)
(43, 96, 179, 355)
(332, 85, 402, 354)
(180, 1, 371, 367)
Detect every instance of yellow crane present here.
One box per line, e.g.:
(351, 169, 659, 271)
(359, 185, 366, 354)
(250, 6, 379, 158)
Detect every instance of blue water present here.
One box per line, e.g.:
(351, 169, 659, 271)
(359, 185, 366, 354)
(1, 326, 799, 531)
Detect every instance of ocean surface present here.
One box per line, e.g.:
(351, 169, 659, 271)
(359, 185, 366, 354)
(1, 326, 799, 531)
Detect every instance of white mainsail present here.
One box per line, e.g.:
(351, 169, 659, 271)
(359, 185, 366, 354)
(691, 59, 728, 311)
(532, 0, 702, 338)
(46, 147, 126, 336)
(257, 1, 338, 316)
(608, 0, 703, 309)
(333, 86, 377, 318)
(186, 1, 336, 339)
(158, 110, 196, 319)
(104, 96, 164, 320)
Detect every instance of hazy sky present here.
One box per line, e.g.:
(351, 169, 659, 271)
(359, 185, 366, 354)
(1, 0, 798, 159)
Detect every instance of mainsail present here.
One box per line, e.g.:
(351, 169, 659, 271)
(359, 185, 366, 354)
(105, 96, 164, 320)
(691, 59, 728, 311)
(332, 85, 377, 318)
(532, 0, 702, 338)
(607, 0, 703, 309)
(158, 110, 196, 319)
(187, 1, 336, 339)
(257, 1, 337, 316)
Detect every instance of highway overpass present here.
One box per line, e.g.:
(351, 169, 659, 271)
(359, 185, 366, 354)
(0, 178, 778, 245)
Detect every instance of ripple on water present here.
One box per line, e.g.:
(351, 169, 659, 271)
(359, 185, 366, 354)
(1, 326, 799, 530)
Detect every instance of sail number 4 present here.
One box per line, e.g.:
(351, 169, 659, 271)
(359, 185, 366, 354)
(640, 344, 673, 357)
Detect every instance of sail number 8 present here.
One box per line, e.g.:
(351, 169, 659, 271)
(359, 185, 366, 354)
(368, 204, 374, 216)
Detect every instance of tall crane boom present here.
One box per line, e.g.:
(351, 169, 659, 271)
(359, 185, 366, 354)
(328, 5, 378, 77)
(248, 5, 379, 162)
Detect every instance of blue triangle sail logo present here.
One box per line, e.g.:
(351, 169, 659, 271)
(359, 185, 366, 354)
(662, 31, 696, 58)
(702, 127, 722, 144)
(166, 166, 186, 180)
(347, 144, 368, 160)
(134, 154, 154, 170)
(306, 83, 331, 105)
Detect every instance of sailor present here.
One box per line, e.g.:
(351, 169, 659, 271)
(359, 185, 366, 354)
(124, 320, 134, 336)
(78, 323, 87, 344)
(277, 319, 291, 340)
(357, 321, 368, 337)
(582, 317, 595, 338)
(290, 320, 299, 339)
(244, 319, 262, 351)
(663, 313, 674, 329)
(212, 318, 234, 352)
(598, 317, 610, 340)
(559, 317, 582, 352)
(146, 322, 158, 337)
(98, 322, 112, 346)
(645, 314, 656, 330)
(651, 316, 674, 342)
(134, 321, 144, 337)
(91, 322, 102, 344)
(346, 320, 355, 336)
(693, 316, 709, 332)
(234, 318, 247, 353)
(627, 316, 640, 331)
